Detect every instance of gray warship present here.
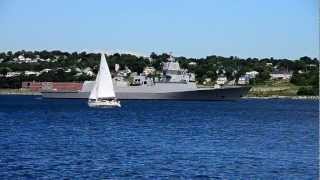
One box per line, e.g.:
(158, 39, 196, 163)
(41, 56, 251, 100)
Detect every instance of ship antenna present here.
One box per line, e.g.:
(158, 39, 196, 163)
(168, 52, 174, 61)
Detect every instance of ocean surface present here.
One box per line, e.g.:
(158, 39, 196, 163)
(0, 95, 318, 179)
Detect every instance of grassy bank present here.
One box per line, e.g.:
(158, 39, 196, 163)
(248, 80, 311, 97)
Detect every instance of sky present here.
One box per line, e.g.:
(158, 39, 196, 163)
(0, 0, 318, 59)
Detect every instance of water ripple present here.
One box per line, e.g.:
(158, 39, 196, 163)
(0, 95, 318, 179)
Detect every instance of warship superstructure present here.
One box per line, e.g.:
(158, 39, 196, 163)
(41, 55, 250, 100)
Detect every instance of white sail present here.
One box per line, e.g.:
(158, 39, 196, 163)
(89, 53, 116, 99)
(88, 71, 99, 99)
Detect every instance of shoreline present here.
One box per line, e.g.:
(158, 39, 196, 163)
(0, 91, 41, 95)
(0, 91, 318, 100)
(0, 89, 41, 96)
(244, 96, 319, 100)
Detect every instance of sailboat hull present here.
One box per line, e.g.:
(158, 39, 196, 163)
(87, 53, 121, 108)
(88, 100, 121, 108)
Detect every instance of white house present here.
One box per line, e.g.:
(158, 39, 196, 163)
(65, 68, 72, 73)
(6, 72, 21, 77)
(143, 66, 156, 76)
(40, 69, 52, 74)
(24, 71, 40, 76)
(216, 69, 226, 75)
(115, 64, 120, 72)
(75, 68, 82, 72)
(238, 76, 250, 85)
(270, 72, 292, 80)
(83, 67, 94, 76)
(205, 78, 212, 82)
(86, 71, 94, 76)
(18, 55, 25, 61)
(74, 72, 83, 77)
(245, 71, 259, 79)
(216, 76, 227, 85)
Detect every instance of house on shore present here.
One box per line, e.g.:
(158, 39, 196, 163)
(270, 70, 292, 80)
(216, 76, 227, 85)
(245, 71, 259, 79)
(238, 76, 250, 85)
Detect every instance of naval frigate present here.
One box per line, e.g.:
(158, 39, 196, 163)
(41, 55, 251, 100)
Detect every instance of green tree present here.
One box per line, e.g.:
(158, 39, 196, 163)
(0, 67, 11, 77)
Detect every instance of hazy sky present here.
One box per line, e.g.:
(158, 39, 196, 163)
(0, 0, 318, 59)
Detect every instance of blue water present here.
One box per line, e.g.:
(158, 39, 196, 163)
(0, 95, 318, 179)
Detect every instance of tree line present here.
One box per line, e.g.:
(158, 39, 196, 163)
(0, 50, 318, 95)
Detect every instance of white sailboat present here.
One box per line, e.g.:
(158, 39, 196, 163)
(88, 53, 121, 108)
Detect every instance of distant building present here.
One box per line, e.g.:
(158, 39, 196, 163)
(38, 58, 46, 62)
(232, 70, 238, 76)
(216, 76, 227, 85)
(205, 78, 211, 82)
(24, 71, 40, 76)
(83, 67, 94, 76)
(270, 72, 292, 80)
(307, 64, 317, 67)
(115, 64, 120, 72)
(18, 55, 25, 61)
(65, 68, 72, 73)
(85, 71, 94, 76)
(6, 72, 21, 77)
(216, 69, 226, 75)
(188, 62, 197, 66)
(143, 66, 156, 76)
(306, 64, 317, 71)
(245, 71, 259, 79)
(40, 69, 52, 74)
(75, 68, 82, 72)
(74, 72, 83, 77)
(238, 76, 250, 85)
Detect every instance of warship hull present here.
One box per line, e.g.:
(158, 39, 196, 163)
(41, 86, 251, 100)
